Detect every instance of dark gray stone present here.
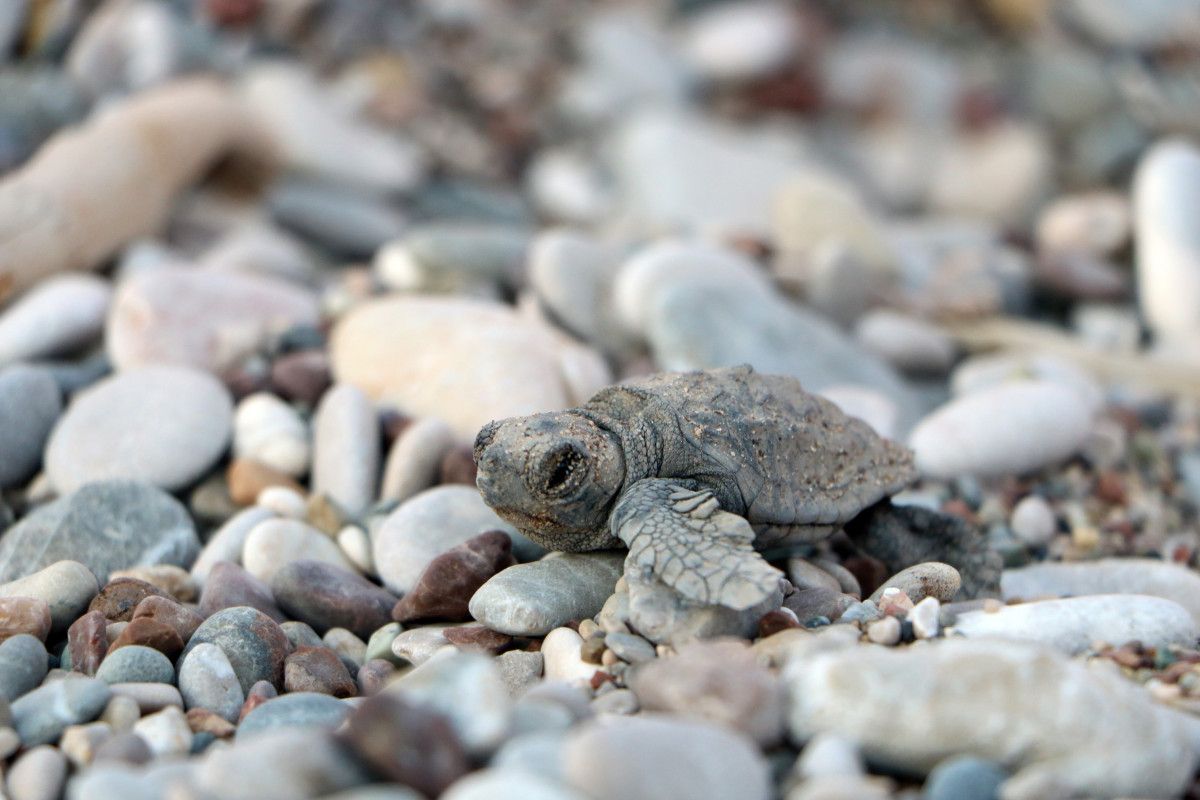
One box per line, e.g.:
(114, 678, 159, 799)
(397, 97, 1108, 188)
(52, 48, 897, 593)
(0, 481, 200, 583)
(236, 692, 352, 740)
(0, 364, 61, 489)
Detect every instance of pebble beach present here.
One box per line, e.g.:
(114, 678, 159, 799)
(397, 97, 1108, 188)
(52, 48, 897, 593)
(2, 1, 1200, 799)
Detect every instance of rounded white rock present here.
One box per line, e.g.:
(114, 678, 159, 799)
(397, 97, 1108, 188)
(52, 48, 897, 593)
(0, 274, 111, 367)
(681, 1, 799, 83)
(910, 380, 1095, 480)
(1010, 495, 1057, 547)
(233, 392, 310, 478)
(1134, 138, 1200, 342)
(241, 518, 356, 585)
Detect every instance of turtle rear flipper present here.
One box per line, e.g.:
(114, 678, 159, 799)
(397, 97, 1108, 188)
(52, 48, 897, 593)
(612, 478, 783, 610)
(845, 500, 1002, 599)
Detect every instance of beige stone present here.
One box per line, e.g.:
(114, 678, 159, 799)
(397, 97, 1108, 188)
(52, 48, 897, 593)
(0, 79, 257, 303)
(330, 296, 609, 439)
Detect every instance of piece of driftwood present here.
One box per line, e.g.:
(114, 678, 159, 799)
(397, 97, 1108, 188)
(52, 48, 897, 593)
(0, 78, 256, 305)
(944, 316, 1200, 397)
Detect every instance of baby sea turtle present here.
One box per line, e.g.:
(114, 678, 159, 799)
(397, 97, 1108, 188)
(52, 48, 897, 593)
(474, 365, 999, 609)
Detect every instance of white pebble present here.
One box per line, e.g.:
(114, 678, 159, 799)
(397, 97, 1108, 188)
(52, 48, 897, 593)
(910, 596, 940, 639)
(910, 380, 1095, 479)
(255, 486, 307, 519)
(337, 525, 375, 576)
(542, 628, 602, 685)
(1010, 495, 1057, 547)
(132, 706, 192, 757)
(233, 392, 310, 478)
(1134, 138, 1200, 343)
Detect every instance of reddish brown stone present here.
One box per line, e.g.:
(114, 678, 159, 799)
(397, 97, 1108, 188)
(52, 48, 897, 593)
(438, 445, 477, 486)
(337, 693, 470, 797)
(109, 617, 185, 660)
(1096, 471, 1127, 505)
(199, 561, 286, 622)
(227, 458, 304, 506)
(186, 707, 237, 738)
(757, 609, 800, 638)
(269, 350, 331, 406)
(132, 595, 204, 642)
(842, 555, 890, 600)
(284, 646, 357, 698)
(238, 680, 277, 721)
(379, 409, 413, 445)
(0, 596, 51, 642)
(89, 578, 170, 622)
(68, 610, 109, 675)
(442, 625, 512, 654)
(203, 0, 264, 27)
(392, 530, 515, 623)
(356, 659, 396, 697)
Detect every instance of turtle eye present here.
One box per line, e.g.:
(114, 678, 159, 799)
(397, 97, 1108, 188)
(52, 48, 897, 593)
(542, 444, 584, 494)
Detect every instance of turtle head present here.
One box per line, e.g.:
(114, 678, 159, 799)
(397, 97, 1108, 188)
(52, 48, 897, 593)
(474, 411, 625, 550)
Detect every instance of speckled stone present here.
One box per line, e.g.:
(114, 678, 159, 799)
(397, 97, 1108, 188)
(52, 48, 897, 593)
(0, 481, 200, 584)
(68, 611, 108, 676)
(284, 646, 357, 698)
(179, 607, 291, 694)
(89, 578, 170, 622)
(868, 563, 962, 604)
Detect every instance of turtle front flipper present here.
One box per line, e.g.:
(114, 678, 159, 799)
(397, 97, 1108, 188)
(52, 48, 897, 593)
(611, 478, 783, 610)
